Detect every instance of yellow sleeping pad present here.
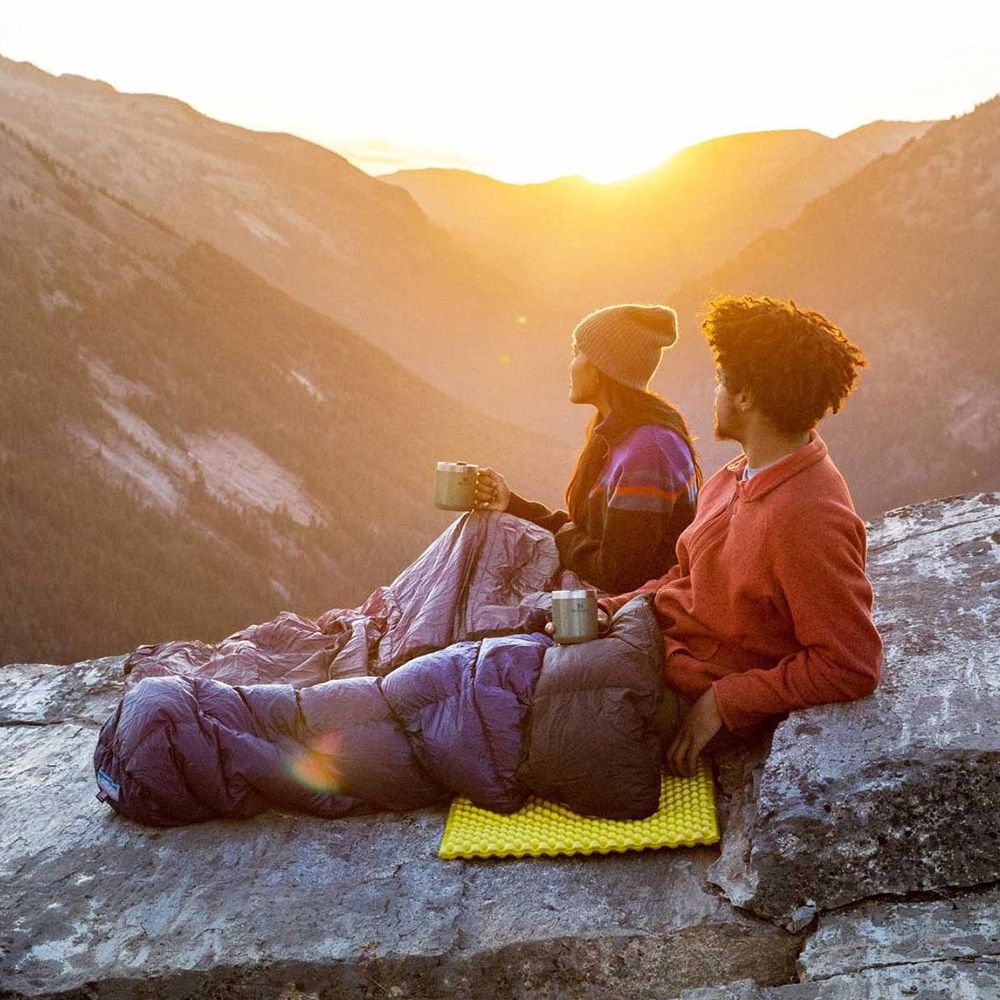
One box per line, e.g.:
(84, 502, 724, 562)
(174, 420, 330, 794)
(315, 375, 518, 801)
(439, 761, 718, 860)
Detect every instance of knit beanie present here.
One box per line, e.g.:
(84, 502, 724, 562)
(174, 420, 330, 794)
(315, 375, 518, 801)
(571, 304, 678, 389)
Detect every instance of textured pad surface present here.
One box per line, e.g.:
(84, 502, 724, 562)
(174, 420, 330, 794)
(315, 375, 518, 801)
(439, 762, 718, 859)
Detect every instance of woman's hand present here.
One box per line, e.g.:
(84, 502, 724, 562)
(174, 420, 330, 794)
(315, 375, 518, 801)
(475, 467, 511, 511)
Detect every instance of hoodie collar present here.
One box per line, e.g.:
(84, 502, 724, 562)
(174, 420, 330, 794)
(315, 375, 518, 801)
(593, 410, 633, 445)
(726, 431, 828, 501)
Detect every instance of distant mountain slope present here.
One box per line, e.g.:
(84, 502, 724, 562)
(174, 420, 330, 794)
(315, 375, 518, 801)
(664, 97, 1000, 515)
(0, 55, 539, 410)
(383, 121, 934, 448)
(0, 122, 570, 666)
(386, 122, 933, 311)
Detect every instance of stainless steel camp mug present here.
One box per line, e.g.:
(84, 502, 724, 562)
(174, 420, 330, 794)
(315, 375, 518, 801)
(550, 589, 599, 644)
(434, 461, 479, 511)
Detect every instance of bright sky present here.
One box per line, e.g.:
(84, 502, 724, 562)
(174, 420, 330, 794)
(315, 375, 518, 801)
(2, 1, 999, 183)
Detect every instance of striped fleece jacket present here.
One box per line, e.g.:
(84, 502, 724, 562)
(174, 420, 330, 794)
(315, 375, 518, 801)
(506, 415, 698, 593)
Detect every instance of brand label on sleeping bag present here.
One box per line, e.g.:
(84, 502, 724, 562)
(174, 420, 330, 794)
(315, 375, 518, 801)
(96, 769, 120, 802)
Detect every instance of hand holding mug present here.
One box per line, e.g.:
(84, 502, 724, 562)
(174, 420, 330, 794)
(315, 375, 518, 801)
(475, 467, 511, 511)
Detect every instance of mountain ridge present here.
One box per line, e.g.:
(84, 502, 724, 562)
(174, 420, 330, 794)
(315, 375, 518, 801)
(386, 119, 934, 329)
(0, 53, 541, 417)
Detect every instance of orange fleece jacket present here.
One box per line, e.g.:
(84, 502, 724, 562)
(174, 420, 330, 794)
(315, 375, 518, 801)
(602, 433, 883, 735)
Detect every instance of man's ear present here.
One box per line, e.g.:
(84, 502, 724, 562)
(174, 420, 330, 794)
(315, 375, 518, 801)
(735, 387, 754, 412)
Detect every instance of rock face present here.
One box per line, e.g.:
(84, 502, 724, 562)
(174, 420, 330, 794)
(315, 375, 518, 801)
(676, 958, 1000, 999)
(674, 886, 1000, 997)
(2, 493, 999, 999)
(710, 492, 1000, 928)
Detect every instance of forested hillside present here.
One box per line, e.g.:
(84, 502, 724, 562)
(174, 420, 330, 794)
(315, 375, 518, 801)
(0, 121, 568, 665)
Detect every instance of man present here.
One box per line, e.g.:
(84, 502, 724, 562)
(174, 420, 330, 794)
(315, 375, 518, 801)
(593, 294, 883, 776)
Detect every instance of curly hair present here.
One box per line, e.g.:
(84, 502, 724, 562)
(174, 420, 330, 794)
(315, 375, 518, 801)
(703, 295, 868, 434)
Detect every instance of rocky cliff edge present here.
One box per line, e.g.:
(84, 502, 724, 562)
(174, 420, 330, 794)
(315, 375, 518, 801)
(1, 493, 998, 999)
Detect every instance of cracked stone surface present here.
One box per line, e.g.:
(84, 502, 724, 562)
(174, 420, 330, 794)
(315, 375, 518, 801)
(798, 886, 1000, 980)
(710, 492, 1000, 929)
(676, 958, 1000, 998)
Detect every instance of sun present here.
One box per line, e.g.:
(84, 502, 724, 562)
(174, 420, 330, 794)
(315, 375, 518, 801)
(580, 158, 662, 185)
(559, 124, 694, 185)
(486, 136, 690, 186)
(577, 144, 680, 185)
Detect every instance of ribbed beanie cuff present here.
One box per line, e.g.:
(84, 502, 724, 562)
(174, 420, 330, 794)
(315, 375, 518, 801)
(572, 303, 678, 389)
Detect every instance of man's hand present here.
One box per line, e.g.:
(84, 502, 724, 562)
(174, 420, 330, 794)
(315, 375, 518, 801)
(665, 687, 723, 777)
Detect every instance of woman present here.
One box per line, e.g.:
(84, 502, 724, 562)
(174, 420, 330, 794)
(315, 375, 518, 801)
(477, 303, 701, 594)
(100, 306, 702, 827)
(122, 303, 700, 687)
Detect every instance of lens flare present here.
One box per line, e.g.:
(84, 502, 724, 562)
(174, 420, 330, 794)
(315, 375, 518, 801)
(286, 731, 344, 793)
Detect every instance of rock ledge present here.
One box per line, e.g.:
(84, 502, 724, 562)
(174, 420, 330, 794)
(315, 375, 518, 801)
(2, 493, 999, 999)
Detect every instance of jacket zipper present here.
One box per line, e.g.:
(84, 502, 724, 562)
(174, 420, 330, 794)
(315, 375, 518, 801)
(728, 482, 741, 519)
(686, 477, 741, 550)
